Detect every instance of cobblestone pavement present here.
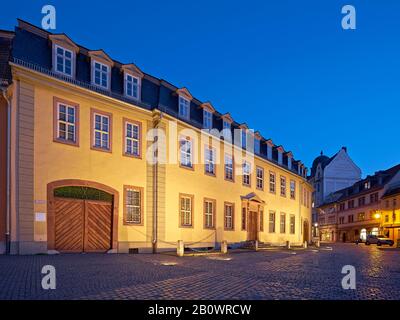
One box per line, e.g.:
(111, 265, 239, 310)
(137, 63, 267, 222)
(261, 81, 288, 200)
(0, 243, 399, 300)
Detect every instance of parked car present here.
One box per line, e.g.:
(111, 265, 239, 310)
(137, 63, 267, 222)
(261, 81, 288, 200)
(365, 235, 394, 246)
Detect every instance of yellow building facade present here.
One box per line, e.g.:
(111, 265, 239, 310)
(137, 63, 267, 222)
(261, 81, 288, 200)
(0, 21, 312, 254)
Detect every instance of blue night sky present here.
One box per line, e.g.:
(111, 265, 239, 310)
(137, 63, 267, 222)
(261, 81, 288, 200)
(1, 0, 399, 176)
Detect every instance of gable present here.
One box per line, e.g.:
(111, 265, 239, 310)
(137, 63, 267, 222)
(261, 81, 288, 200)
(324, 149, 361, 179)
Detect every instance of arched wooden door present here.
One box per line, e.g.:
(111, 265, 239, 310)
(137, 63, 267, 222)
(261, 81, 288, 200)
(47, 180, 119, 253)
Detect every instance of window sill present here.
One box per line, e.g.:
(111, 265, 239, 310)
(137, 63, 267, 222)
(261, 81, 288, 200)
(53, 138, 79, 147)
(91, 146, 112, 153)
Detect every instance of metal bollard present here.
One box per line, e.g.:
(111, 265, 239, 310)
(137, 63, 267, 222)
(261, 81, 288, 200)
(221, 240, 228, 254)
(304, 241, 308, 249)
(254, 240, 259, 252)
(177, 240, 184, 257)
(315, 240, 320, 248)
(286, 241, 291, 249)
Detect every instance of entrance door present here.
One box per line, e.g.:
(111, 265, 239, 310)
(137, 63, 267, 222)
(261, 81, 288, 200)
(303, 220, 309, 243)
(54, 197, 112, 252)
(247, 211, 258, 241)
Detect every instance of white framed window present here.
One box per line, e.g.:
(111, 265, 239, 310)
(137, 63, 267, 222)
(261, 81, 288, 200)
(256, 167, 264, 190)
(179, 96, 190, 119)
(242, 161, 251, 186)
(54, 45, 73, 76)
(179, 137, 193, 168)
(269, 171, 276, 193)
(180, 194, 193, 227)
(290, 215, 295, 234)
(224, 154, 234, 181)
(290, 180, 296, 199)
(56, 102, 76, 142)
(280, 176, 286, 197)
(203, 109, 212, 129)
(124, 121, 140, 157)
(269, 211, 276, 233)
(124, 186, 142, 224)
(224, 203, 234, 230)
(125, 73, 140, 100)
(204, 199, 215, 229)
(205, 146, 216, 175)
(93, 61, 110, 89)
(280, 213, 286, 233)
(93, 113, 110, 149)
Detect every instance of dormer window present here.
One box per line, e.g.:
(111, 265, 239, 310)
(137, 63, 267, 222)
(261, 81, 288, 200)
(254, 138, 260, 154)
(55, 46, 73, 76)
(176, 88, 193, 121)
(49, 34, 78, 78)
(223, 120, 231, 130)
(179, 96, 190, 120)
(203, 109, 212, 129)
(200, 102, 215, 130)
(121, 64, 144, 102)
(93, 61, 109, 89)
(125, 74, 140, 100)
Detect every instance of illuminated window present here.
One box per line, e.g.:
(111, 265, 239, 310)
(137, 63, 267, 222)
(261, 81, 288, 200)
(280, 213, 286, 233)
(269, 171, 276, 193)
(224, 203, 234, 230)
(204, 199, 215, 229)
(124, 120, 140, 157)
(242, 161, 251, 186)
(224, 154, 234, 181)
(280, 176, 286, 197)
(290, 215, 295, 234)
(180, 194, 193, 227)
(92, 111, 111, 150)
(56, 102, 76, 143)
(269, 211, 276, 233)
(256, 167, 264, 190)
(290, 180, 296, 199)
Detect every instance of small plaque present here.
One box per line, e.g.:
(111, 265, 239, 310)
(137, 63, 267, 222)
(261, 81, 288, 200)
(35, 212, 46, 222)
(35, 200, 46, 205)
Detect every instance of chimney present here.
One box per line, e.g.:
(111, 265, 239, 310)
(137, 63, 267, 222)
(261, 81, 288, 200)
(342, 146, 347, 152)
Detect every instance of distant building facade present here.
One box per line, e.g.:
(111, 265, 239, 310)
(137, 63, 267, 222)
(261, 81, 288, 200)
(318, 164, 400, 243)
(308, 147, 361, 236)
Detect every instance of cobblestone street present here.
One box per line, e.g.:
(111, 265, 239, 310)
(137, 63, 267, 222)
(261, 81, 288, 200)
(0, 243, 399, 300)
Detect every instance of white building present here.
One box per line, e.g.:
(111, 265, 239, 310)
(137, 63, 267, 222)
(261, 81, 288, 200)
(308, 147, 361, 233)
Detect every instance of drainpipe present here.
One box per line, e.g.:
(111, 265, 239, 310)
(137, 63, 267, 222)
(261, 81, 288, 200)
(152, 112, 162, 254)
(1, 87, 11, 255)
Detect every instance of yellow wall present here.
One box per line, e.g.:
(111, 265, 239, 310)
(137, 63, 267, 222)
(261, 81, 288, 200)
(14, 67, 312, 253)
(32, 81, 152, 248)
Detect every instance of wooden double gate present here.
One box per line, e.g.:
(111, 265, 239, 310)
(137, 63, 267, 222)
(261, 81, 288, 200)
(54, 197, 112, 252)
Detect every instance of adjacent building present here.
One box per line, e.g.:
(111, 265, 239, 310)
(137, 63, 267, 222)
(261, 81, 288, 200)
(0, 20, 312, 254)
(318, 164, 400, 243)
(308, 147, 361, 236)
